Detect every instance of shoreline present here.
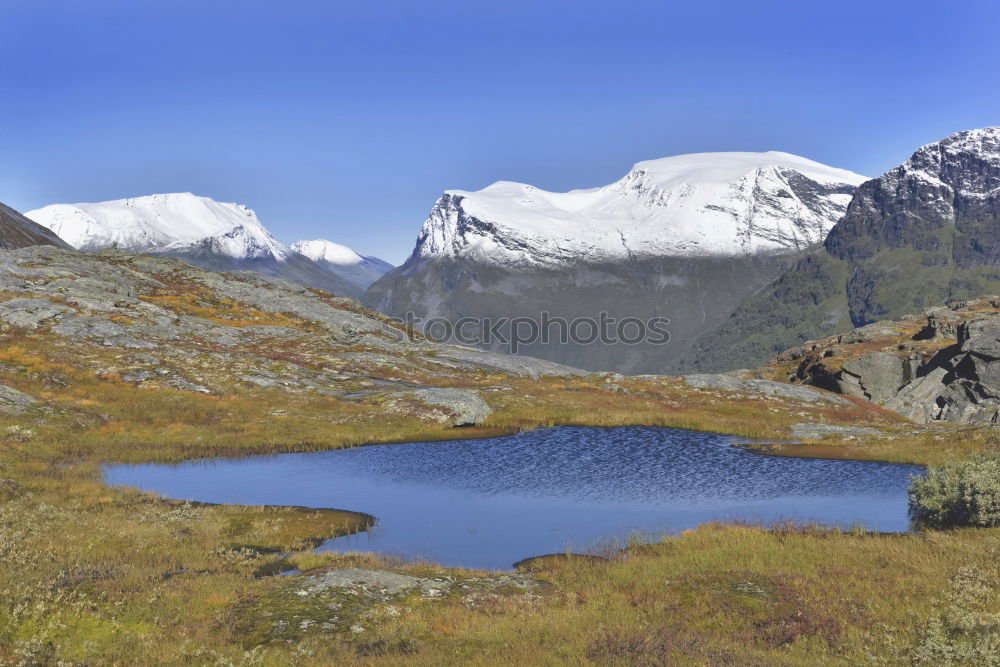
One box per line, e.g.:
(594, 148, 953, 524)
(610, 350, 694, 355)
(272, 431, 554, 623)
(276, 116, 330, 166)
(101, 424, 925, 573)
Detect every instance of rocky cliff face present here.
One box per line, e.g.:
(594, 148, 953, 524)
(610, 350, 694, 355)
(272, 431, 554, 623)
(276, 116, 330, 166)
(763, 296, 1000, 424)
(366, 152, 864, 374)
(690, 127, 1000, 372)
(0, 202, 71, 250)
(826, 128, 1000, 265)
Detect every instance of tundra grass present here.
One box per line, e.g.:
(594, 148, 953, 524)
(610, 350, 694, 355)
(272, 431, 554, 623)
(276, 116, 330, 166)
(1, 337, 999, 663)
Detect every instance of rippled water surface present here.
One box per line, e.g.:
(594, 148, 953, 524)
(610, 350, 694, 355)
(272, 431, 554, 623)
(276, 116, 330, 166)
(104, 427, 923, 569)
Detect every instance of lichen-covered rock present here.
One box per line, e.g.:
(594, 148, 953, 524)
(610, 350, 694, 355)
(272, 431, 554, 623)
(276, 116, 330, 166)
(51, 316, 127, 339)
(683, 373, 849, 404)
(0, 246, 586, 426)
(790, 423, 881, 440)
(0, 298, 73, 329)
(305, 568, 445, 596)
(402, 388, 494, 426)
(0, 385, 37, 414)
(837, 323, 898, 344)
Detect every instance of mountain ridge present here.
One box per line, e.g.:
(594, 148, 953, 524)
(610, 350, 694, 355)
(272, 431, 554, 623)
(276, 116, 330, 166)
(26, 193, 392, 297)
(366, 151, 867, 374)
(688, 126, 1000, 372)
(411, 151, 867, 266)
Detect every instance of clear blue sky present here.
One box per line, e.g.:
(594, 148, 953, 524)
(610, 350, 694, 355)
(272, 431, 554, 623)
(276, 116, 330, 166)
(2, 0, 998, 264)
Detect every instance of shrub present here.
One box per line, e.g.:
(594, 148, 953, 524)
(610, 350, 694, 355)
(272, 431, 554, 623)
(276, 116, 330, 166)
(909, 453, 1000, 528)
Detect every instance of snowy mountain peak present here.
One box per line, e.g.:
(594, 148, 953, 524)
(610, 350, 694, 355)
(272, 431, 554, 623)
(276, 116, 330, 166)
(26, 192, 288, 261)
(895, 126, 1000, 192)
(25, 193, 393, 296)
(291, 239, 394, 291)
(925, 126, 1000, 156)
(826, 127, 1000, 263)
(291, 239, 365, 266)
(416, 152, 868, 266)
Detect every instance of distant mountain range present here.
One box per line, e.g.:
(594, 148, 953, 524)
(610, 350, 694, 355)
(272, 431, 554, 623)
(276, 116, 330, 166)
(7, 128, 1000, 378)
(365, 152, 868, 373)
(290, 239, 394, 295)
(25, 193, 392, 298)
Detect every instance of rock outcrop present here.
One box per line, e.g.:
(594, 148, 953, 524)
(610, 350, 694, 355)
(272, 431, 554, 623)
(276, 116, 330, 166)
(767, 296, 1000, 423)
(0, 385, 37, 414)
(398, 388, 494, 426)
(683, 373, 850, 405)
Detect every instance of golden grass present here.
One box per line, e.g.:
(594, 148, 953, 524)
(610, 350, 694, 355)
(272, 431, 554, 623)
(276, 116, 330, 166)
(1, 320, 998, 663)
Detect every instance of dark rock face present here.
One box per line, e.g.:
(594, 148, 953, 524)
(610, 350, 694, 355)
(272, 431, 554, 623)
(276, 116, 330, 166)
(826, 128, 1000, 264)
(0, 203, 71, 250)
(827, 127, 1000, 325)
(686, 250, 853, 372)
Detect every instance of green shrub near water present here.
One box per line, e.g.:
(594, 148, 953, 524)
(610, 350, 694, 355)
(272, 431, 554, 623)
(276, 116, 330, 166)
(909, 453, 1000, 528)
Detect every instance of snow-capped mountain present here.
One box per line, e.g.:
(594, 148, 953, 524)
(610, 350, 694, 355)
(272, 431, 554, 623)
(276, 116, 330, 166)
(413, 152, 868, 267)
(291, 239, 393, 293)
(26, 193, 288, 259)
(26, 193, 391, 297)
(366, 151, 868, 374)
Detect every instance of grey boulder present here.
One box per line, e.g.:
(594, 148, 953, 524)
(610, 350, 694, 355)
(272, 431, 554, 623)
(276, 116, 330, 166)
(0, 385, 37, 414)
(402, 388, 494, 426)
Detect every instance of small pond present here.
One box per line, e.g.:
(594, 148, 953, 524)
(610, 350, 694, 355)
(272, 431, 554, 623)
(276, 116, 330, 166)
(104, 426, 923, 570)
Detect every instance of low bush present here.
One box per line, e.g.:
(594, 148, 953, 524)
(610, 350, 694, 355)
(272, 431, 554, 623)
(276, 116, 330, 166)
(909, 453, 1000, 528)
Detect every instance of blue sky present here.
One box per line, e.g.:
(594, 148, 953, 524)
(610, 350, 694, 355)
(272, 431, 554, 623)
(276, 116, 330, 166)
(2, 1, 998, 264)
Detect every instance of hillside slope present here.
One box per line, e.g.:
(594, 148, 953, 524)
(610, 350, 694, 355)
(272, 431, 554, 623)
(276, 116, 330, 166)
(0, 201, 71, 250)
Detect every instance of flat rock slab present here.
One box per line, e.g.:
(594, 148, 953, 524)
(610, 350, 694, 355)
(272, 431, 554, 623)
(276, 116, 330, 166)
(304, 568, 540, 599)
(683, 374, 850, 405)
(0, 298, 73, 329)
(0, 385, 37, 414)
(790, 423, 881, 440)
(305, 568, 445, 596)
(51, 316, 127, 339)
(436, 346, 587, 379)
